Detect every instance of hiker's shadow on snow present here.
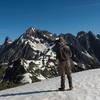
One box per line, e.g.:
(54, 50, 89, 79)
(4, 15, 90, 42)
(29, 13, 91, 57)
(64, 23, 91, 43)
(0, 89, 60, 97)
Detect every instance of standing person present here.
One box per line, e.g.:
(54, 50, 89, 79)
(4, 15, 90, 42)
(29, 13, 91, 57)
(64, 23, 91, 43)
(54, 37, 73, 91)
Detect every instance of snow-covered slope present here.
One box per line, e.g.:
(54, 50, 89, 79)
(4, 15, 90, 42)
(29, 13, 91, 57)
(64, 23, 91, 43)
(0, 69, 100, 100)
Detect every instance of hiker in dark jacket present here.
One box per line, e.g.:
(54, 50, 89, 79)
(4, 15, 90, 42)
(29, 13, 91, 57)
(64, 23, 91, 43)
(54, 37, 73, 91)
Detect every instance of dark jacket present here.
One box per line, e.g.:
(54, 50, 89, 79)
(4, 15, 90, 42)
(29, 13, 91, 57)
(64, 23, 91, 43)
(55, 42, 72, 61)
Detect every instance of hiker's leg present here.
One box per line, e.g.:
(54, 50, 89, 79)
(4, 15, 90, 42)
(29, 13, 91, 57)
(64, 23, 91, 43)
(67, 74, 73, 90)
(65, 60, 73, 90)
(61, 73, 65, 89)
(58, 62, 65, 91)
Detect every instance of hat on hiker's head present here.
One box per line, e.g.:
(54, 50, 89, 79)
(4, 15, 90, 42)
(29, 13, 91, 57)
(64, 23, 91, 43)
(59, 36, 65, 43)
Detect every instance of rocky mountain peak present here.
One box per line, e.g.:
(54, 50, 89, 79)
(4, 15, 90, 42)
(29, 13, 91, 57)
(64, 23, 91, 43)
(0, 28, 100, 84)
(22, 27, 55, 42)
(26, 27, 36, 35)
(97, 34, 100, 39)
(77, 31, 87, 39)
(4, 36, 13, 45)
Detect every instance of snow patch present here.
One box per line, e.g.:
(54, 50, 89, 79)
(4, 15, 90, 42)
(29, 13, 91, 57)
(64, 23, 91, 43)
(21, 73, 32, 84)
(24, 39, 47, 52)
(46, 49, 56, 59)
(43, 34, 49, 38)
(82, 64, 85, 69)
(23, 60, 32, 69)
(49, 34, 53, 36)
(49, 62, 55, 66)
(55, 37, 59, 40)
(34, 60, 43, 68)
(73, 61, 78, 65)
(37, 74, 46, 80)
(28, 40, 46, 52)
(82, 51, 93, 59)
(9, 65, 13, 68)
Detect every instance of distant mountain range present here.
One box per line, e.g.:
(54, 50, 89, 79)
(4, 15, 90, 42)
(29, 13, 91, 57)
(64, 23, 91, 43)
(0, 27, 100, 83)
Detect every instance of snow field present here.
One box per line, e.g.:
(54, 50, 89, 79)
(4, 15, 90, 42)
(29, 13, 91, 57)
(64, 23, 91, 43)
(0, 69, 100, 100)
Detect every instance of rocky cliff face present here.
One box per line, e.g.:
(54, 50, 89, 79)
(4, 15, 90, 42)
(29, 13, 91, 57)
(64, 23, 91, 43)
(59, 32, 100, 71)
(0, 28, 100, 83)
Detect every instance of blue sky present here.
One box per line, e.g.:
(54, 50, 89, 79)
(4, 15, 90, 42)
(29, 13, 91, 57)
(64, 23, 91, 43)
(0, 0, 100, 44)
